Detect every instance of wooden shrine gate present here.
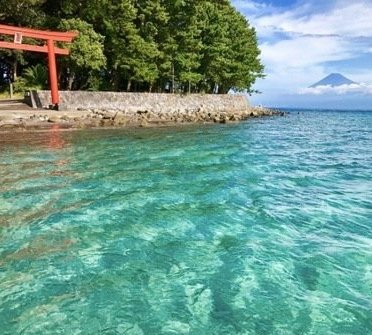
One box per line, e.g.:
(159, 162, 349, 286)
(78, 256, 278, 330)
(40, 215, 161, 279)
(0, 24, 78, 108)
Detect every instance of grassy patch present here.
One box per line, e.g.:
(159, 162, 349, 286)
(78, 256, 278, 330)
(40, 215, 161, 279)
(0, 91, 23, 100)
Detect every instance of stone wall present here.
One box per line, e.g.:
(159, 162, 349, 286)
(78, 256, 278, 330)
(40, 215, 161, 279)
(32, 91, 249, 113)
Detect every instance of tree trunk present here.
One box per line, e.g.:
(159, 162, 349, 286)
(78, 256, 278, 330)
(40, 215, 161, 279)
(172, 63, 175, 93)
(218, 84, 226, 94)
(12, 60, 17, 81)
(9, 82, 13, 99)
(68, 72, 75, 91)
(213, 83, 218, 94)
(111, 68, 120, 91)
(127, 79, 132, 92)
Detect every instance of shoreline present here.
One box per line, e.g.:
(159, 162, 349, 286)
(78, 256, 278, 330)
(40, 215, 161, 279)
(0, 106, 286, 133)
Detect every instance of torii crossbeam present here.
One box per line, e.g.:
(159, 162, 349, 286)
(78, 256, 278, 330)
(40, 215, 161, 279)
(0, 24, 78, 108)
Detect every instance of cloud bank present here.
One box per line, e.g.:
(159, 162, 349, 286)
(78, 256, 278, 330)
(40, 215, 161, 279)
(299, 83, 372, 95)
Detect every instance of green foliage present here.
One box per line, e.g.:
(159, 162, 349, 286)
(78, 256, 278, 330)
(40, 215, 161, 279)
(58, 18, 106, 90)
(12, 77, 28, 94)
(0, 0, 46, 27)
(199, 2, 264, 93)
(1, 0, 264, 93)
(13, 64, 48, 93)
(59, 19, 106, 72)
(23, 63, 48, 89)
(0, 0, 47, 80)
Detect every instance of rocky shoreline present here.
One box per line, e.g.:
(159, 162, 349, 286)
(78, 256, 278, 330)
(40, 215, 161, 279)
(0, 106, 287, 132)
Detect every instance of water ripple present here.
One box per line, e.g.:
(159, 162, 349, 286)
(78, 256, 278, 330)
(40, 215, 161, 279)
(0, 111, 371, 334)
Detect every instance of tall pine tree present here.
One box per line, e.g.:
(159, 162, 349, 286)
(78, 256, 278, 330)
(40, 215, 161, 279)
(0, 0, 264, 94)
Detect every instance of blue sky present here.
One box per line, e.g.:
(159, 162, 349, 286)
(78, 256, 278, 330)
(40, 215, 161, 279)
(232, 0, 372, 109)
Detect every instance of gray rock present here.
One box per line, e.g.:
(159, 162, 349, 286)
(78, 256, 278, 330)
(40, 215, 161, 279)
(140, 120, 148, 127)
(48, 116, 60, 123)
(113, 114, 127, 126)
(104, 111, 117, 119)
(100, 119, 113, 127)
(0, 115, 15, 122)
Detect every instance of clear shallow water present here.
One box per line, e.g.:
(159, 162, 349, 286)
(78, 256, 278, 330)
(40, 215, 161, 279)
(0, 110, 371, 334)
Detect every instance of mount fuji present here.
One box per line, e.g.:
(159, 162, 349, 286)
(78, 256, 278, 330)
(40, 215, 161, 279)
(310, 73, 357, 88)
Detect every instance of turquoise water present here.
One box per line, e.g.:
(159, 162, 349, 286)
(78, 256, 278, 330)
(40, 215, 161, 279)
(0, 110, 371, 334)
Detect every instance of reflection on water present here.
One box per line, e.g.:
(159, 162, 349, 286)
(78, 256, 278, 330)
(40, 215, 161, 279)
(48, 124, 66, 150)
(0, 112, 371, 334)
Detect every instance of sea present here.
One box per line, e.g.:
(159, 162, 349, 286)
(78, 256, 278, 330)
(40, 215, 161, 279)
(0, 109, 371, 334)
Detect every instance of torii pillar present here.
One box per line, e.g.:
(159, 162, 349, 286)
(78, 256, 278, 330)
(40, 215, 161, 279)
(0, 24, 78, 109)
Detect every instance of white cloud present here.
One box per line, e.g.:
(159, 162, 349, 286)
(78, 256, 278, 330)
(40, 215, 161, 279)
(232, 0, 266, 12)
(254, 1, 372, 70)
(260, 35, 351, 68)
(232, 0, 372, 106)
(299, 83, 372, 95)
(231, 0, 270, 16)
(252, 0, 372, 39)
(346, 71, 372, 84)
(255, 34, 352, 94)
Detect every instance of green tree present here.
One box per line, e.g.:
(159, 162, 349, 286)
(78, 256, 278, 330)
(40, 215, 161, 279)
(0, 0, 264, 94)
(58, 18, 106, 90)
(81, 0, 140, 90)
(23, 63, 48, 89)
(0, 0, 47, 82)
(160, 0, 205, 93)
(226, 12, 264, 93)
(197, 1, 263, 94)
(13, 63, 48, 93)
(0, 0, 46, 27)
(132, 0, 169, 91)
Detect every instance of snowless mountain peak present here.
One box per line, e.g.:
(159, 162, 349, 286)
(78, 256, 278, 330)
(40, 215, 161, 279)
(310, 73, 357, 88)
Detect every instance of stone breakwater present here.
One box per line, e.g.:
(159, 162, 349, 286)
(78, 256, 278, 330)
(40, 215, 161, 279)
(2, 92, 287, 131)
(0, 106, 286, 132)
(31, 91, 250, 112)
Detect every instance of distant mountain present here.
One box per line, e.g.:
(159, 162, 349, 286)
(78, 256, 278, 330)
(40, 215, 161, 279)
(310, 73, 357, 88)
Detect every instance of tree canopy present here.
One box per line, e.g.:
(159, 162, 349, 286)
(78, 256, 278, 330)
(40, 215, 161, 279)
(0, 0, 264, 94)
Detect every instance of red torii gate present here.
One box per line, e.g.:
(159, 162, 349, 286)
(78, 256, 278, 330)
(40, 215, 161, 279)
(0, 24, 78, 107)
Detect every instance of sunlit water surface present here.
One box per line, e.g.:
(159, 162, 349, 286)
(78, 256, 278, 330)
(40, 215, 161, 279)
(0, 110, 371, 334)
